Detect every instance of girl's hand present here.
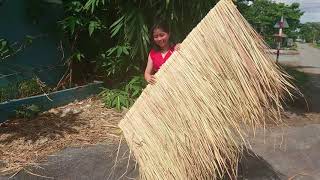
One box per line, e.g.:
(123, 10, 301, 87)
(174, 43, 181, 51)
(145, 74, 156, 85)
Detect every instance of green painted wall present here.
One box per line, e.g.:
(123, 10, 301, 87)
(0, 0, 65, 87)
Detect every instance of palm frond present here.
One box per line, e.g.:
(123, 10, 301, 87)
(119, 0, 294, 179)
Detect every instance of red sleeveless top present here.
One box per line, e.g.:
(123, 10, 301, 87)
(149, 46, 175, 71)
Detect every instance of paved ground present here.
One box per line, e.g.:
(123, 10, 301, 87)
(0, 142, 138, 180)
(253, 43, 320, 180)
(278, 43, 320, 73)
(278, 43, 320, 112)
(1, 43, 320, 180)
(248, 124, 320, 180)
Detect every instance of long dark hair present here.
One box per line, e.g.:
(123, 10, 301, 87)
(150, 21, 173, 51)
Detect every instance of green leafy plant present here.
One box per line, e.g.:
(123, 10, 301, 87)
(0, 83, 19, 103)
(99, 75, 146, 111)
(125, 75, 146, 99)
(99, 43, 140, 79)
(83, 0, 105, 13)
(0, 38, 12, 60)
(56, 0, 219, 85)
(18, 78, 43, 98)
(56, 1, 108, 86)
(59, 15, 84, 35)
(99, 88, 131, 111)
(0, 77, 49, 103)
(15, 104, 41, 119)
(0, 36, 35, 61)
(58, 1, 106, 38)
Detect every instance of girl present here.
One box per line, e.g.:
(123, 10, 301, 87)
(144, 22, 180, 84)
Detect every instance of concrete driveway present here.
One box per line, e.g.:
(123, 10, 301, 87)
(278, 43, 320, 74)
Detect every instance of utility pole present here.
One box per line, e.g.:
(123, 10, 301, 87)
(274, 15, 289, 63)
(276, 16, 284, 63)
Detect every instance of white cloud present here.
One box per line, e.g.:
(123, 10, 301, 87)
(274, 0, 320, 23)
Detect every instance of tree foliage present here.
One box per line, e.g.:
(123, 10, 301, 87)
(237, 0, 303, 46)
(56, 0, 305, 84)
(300, 22, 320, 43)
(58, 0, 218, 84)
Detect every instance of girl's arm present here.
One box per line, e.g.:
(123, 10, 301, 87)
(144, 54, 156, 84)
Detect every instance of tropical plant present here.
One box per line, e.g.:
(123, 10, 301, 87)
(56, 0, 108, 87)
(0, 83, 18, 103)
(98, 43, 137, 79)
(18, 78, 45, 98)
(125, 75, 146, 98)
(99, 88, 131, 111)
(0, 36, 34, 61)
(0, 77, 49, 103)
(99, 75, 146, 111)
(15, 104, 41, 119)
(57, 0, 219, 85)
(0, 38, 12, 60)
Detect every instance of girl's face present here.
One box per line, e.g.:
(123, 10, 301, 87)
(153, 28, 170, 49)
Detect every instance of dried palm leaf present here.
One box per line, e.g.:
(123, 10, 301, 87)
(119, 0, 294, 179)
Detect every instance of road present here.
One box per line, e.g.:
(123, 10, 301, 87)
(278, 43, 320, 74)
(249, 43, 320, 180)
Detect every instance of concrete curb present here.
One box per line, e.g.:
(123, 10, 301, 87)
(0, 81, 104, 123)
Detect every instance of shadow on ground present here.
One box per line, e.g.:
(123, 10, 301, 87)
(1, 142, 137, 180)
(0, 112, 83, 145)
(285, 72, 320, 114)
(304, 73, 320, 113)
(237, 149, 285, 180)
(0, 145, 286, 180)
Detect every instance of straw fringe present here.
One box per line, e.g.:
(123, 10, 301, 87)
(119, 0, 294, 179)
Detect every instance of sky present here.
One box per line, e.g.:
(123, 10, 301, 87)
(274, 0, 320, 23)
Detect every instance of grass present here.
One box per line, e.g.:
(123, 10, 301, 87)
(310, 43, 320, 49)
(0, 78, 49, 103)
